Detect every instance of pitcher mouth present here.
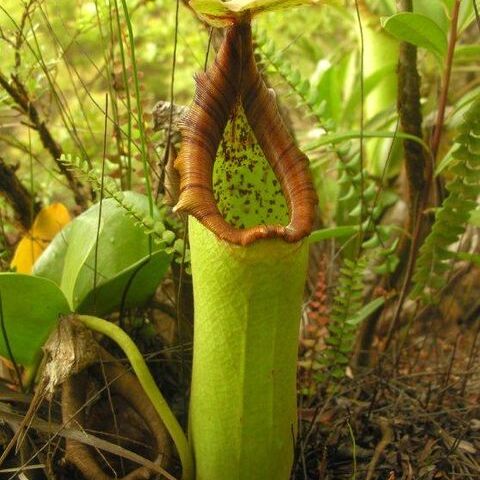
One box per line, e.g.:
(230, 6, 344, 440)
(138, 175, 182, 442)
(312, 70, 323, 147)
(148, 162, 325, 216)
(173, 20, 317, 246)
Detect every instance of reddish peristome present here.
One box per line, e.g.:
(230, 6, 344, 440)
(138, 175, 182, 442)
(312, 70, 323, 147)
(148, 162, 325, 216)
(174, 19, 317, 246)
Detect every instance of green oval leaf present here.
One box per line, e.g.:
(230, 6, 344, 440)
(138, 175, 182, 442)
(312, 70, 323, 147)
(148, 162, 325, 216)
(34, 192, 171, 314)
(0, 274, 70, 366)
(381, 12, 447, 58)
(413, 0, 449, 33)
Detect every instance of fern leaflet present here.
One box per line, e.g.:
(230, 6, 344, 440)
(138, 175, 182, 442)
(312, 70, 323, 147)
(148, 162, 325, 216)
(412, 97, 480, 300)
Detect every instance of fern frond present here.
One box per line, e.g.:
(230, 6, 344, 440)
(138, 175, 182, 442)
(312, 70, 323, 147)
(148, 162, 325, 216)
(59, 154, 176, 247)
(412, 97, 480, 300)
(254, 29, 329, 128)
(319, 147, 399, 380)
(320, 256, 367, 379)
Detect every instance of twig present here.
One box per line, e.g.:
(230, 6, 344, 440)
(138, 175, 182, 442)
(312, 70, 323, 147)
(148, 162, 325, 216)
(365, 417, 394, 480)
(13, 0, 36, 71)
(430, 0, 461, 161)
(0, 71, 88, 208)
(437, 332, 460, 408)
(0, 156, 40, 229)
(460, 320, 480, 397)
(0, 404, 175, 480)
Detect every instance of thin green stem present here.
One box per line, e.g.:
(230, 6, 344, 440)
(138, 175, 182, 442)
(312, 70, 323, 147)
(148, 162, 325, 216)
(430, 0, 461, 161)
(119, 0, 154, 221)
(76, 315, 194, 480)
(113, 0, 133, 189)
(304, 130, 430, 154)
(347, 418, 357, 480)
(354, 0, 366, 242)
(94, 0, 125, 188)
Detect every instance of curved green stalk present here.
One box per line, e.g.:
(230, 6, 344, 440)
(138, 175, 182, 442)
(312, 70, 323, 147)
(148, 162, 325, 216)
(77, 314, 194, 480)
(188, 218, 309, 480)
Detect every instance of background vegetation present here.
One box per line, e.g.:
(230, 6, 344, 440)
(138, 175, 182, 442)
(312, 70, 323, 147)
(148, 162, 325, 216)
(0, 0, 479, 479)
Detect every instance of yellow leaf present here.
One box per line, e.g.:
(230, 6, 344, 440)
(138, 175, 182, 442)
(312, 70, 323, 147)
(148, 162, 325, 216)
(32, 203, 71, 242)
(11, 203, 71, 274)
(10, 236, 44, 274)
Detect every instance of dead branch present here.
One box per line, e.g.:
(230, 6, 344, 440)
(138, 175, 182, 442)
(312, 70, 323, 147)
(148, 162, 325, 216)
(0, 71, 89, 209)
(365, 417, 394, 480)
(0, 156, 41, 229)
